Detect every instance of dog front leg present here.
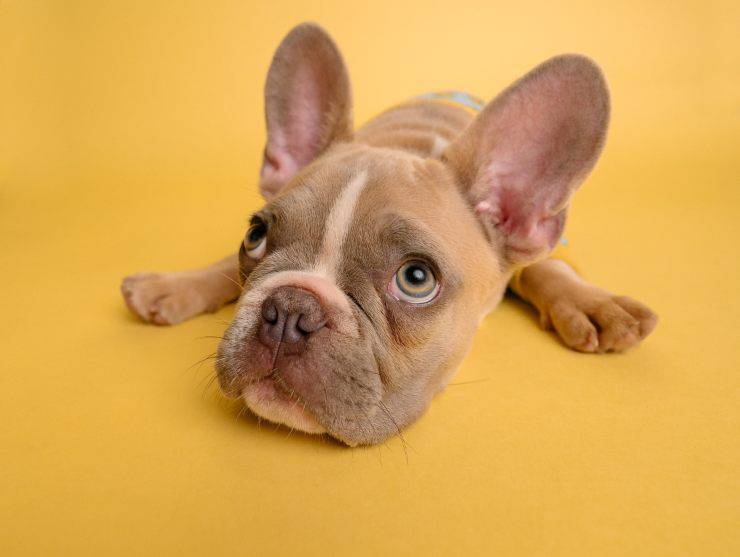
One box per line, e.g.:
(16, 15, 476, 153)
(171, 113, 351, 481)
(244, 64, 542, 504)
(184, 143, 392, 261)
(121, 254, 241, 325)
(510, 258, 657, 352)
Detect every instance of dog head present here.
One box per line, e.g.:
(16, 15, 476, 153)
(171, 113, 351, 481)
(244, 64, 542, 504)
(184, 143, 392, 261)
(216, 23, 609, 445)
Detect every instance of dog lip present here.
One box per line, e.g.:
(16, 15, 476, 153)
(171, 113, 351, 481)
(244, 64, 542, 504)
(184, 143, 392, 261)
(241, 376, 326, 435)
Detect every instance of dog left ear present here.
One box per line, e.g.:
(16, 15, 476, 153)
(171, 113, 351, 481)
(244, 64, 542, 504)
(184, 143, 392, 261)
(444, 55, 610, 265)
(259, 23, 353, 199)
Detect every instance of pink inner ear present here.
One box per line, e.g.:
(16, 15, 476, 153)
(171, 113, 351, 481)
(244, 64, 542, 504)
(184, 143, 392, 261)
(475, 164, 569, 261)
(261, 69, 325, 198)
(465, 55, 609, 263)
(475, 128, 577, 259)
(259, 143, 302, 198)
(259, 23, 352, 199)
(260, 68, 333, 198)
(281, 63, 327, 167)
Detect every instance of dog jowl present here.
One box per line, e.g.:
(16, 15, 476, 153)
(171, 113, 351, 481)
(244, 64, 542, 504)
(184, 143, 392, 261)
(121, 23, 657, 446)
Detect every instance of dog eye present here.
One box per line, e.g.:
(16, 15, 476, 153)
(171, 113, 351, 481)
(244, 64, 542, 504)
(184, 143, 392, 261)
(389, 260, 440, 304)
(244, 220, 267, 259)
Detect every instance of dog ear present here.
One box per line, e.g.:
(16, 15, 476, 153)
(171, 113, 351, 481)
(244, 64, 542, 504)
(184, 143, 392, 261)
(445, 55, 610, 265)
(259, 23, 353, 199)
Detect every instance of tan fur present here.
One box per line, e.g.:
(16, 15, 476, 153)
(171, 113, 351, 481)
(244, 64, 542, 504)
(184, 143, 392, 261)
(121, 23, 657, 445)
(355, 101, 473, 156)
(510, 259, 657, 353)
(121, 254, 240, 325)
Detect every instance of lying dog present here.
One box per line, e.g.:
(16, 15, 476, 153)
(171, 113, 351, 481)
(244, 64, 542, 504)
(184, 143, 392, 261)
(121, 23, 657, 446)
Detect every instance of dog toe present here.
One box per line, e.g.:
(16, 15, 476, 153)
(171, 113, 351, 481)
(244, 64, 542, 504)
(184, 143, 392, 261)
(149, 293, 198, 326)
(544, 289, 657, 353)
(549, 301, 600, 352)
(121, 272, 210, 326)
(589, 301, 641, 352)
(121, 273, 174, 324)
(613, 296, 658, 339)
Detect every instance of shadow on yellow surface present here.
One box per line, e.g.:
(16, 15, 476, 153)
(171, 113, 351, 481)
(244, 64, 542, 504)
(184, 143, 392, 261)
(2, 1, 739, 555)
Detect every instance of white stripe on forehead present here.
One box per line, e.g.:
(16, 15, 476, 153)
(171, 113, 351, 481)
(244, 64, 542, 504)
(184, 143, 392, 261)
(314, 170, 368, 277)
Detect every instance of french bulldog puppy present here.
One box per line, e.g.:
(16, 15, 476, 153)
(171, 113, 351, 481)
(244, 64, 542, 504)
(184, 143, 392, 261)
(121, 23, 657, 446)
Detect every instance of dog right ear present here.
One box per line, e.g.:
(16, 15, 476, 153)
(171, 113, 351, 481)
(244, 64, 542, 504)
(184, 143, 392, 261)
(259, 23, 353, 199)
(444, 55, 610, 266)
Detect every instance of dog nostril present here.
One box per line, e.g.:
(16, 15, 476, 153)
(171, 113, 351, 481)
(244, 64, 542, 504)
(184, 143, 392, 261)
(259, 287, 327, 346)
(297, 314, 326, 335)
(261, 300, 278, 324)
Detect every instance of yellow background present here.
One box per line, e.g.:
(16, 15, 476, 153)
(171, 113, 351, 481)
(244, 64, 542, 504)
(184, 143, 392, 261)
(2, 1, 739, 555)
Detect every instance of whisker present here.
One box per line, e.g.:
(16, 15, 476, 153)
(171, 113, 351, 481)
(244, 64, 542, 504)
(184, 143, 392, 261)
(447, 378, 490, 387)
(185, 352, 217, 375)
(235, 404, 249, 423)
(376, 400, 411, 465)
(201, 372, 220, 398)
(216, 271, 244, 292)
(357, 405, 383, 465)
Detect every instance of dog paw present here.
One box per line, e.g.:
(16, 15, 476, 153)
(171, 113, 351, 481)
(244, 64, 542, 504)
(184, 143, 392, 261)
(540, 288, 657, 353)
(121, 272, 212, 326)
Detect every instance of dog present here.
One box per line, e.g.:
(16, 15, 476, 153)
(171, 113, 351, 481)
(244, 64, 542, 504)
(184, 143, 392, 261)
(121, 23, 657, 446)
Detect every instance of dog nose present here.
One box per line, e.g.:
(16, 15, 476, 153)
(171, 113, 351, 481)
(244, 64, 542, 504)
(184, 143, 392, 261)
(260, 286, 327, 346)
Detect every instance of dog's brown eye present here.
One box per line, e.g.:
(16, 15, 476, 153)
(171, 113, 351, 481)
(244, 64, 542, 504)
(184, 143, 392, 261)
(389, 260, 439, 304)
(244, 220, 267, 259)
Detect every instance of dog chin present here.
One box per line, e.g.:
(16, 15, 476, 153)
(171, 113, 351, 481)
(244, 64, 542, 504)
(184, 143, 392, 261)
(241, 377, 326, 435)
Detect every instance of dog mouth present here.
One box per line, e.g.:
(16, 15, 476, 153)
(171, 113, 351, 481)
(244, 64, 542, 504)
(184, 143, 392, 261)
(215, 276, 386, 445)
(240, 374, 326, 435)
